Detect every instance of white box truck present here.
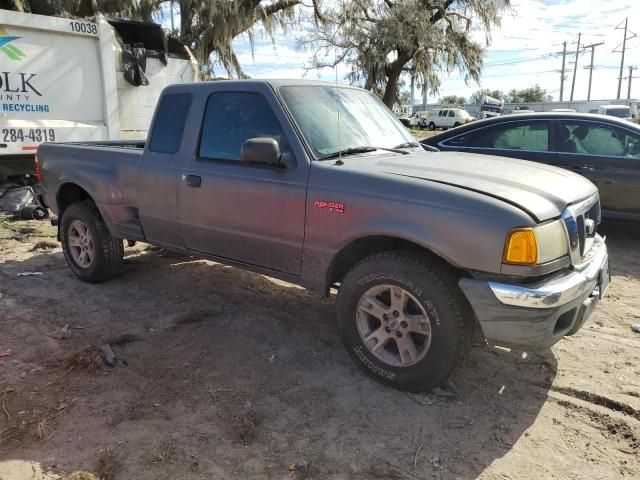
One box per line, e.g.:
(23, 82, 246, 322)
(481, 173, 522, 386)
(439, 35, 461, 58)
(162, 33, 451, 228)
(0, 10, 198, 184)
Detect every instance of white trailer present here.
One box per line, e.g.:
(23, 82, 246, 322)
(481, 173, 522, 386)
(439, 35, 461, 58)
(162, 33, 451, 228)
(0, 10, 198, 183)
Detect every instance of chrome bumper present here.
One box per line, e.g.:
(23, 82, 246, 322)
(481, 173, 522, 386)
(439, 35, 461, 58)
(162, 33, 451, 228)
(489, 235, 608, 309)
(458, 235, 608, 350)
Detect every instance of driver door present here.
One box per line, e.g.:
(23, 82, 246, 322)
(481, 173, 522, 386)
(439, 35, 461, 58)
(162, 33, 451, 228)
(176, 89, 309, 275)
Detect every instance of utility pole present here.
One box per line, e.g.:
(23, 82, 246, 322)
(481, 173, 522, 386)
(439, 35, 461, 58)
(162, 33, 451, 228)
(616, 18, 629, 99)
(558, 41, 567, 101)
(582, 42, 604, 101)
(628, 66, 636, 100)
(570, 33, 581, 101)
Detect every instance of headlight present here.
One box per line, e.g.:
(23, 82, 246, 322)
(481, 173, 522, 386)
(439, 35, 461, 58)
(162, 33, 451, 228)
(503, 220, 568, 265)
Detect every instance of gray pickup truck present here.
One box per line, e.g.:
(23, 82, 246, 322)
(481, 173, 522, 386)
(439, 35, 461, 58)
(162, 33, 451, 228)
(38, 80, 610, 392)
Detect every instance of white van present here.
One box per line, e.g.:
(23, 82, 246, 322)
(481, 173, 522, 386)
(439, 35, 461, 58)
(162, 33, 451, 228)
(425, 108, 474, 130)
(0, 10, 198, 183)
(598, 105, 632, 120)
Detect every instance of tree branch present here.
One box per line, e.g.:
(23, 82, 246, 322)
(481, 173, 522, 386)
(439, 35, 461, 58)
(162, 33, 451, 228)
(429, 0, 455, 24)
(263, 0, 300, 16)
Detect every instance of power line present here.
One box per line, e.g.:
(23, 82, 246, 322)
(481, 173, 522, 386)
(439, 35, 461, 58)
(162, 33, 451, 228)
(484, 54, 554, 68)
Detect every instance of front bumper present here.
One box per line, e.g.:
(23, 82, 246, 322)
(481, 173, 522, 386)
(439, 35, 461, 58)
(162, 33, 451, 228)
(459, 236, 609, 350)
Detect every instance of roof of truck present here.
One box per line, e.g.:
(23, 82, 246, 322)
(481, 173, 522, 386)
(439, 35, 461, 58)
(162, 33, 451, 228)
(164, 79, 365, 92)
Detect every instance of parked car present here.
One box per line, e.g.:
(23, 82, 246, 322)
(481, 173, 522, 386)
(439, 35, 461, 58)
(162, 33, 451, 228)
(397, 114, 411, 127)
(421, 112, 640, 221)
(398, 111, 428, 128)
(424, 108, 474, 130)
(38, 81, 609, 392)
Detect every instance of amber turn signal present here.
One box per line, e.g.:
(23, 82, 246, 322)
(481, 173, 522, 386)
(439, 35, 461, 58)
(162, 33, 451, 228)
(504, 228, 538, 265)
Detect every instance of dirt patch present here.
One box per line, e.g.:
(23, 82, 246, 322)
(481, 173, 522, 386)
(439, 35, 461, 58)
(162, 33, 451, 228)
(1, 219, 639, 479)
(553, 385, 640, 421)
(63, 346, 103, 374)
(554, 399, 639, 451)
(61, 472, 97, 480)
(29, 240, 59, 252)
(233, 409, 258, 446)
(147, 440, 177, 466)
(95, 450, 120, 480)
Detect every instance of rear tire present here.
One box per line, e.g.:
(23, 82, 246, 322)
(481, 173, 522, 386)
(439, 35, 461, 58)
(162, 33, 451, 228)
(336, 251, 472, 392)
(428, 122, 436, 131)
(60, 200, 124, 283)
(454, 122, 461, 127)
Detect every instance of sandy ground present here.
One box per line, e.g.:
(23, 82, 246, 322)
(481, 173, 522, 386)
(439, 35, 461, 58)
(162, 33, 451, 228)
(0, 217, 639, 480)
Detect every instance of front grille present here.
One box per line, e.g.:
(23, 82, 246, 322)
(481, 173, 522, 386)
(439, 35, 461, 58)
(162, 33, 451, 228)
(562, 194, 601, 265)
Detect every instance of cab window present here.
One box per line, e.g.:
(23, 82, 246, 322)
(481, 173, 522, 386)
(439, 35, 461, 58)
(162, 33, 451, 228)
(149, 93, 192, 154)
(199, 92, 284, 162)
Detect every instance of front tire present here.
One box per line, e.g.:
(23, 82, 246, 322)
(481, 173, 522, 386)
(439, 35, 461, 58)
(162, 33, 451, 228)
(428, 122, 436, 131)
(60, 200, 124, 283)
(336, 251, 471, 392)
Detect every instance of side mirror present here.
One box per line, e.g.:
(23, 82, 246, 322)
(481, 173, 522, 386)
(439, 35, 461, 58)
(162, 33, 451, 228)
(240, 137, 281, 166)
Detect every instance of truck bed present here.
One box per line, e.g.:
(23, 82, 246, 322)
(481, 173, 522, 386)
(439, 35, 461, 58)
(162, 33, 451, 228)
(38, 141, 144, 238)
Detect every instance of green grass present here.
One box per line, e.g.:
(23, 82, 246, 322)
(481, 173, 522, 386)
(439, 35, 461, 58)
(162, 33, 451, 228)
(0, 215, 15, 230)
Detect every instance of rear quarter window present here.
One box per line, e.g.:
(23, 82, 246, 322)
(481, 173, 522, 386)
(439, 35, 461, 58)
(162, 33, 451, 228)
(149, 93, 192, 154)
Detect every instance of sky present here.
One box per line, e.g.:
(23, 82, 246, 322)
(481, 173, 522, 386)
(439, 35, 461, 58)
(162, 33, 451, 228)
(221, 0, 640, 104)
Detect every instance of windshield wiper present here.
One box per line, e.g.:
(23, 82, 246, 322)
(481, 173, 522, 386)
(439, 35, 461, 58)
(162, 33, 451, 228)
(318, 145, 409, 160)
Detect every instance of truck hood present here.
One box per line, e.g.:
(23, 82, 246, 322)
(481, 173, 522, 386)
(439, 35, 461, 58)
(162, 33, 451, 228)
(356, 151, 598, 222)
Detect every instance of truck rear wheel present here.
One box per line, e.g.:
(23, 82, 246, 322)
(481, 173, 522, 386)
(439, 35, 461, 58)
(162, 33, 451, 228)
(60, 200, 124, 283)
(336, 251, 471, 392)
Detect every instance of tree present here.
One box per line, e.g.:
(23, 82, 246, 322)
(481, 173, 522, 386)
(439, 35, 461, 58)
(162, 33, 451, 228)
(1, 0, 321, 78)
(174, 0, 318, 78)
(469, 88, 504, 104)
(506, 84, 552, 103)
(306, 0, 511, 108)
(397, 89, 411, 107)
(440, 95, 467, 106)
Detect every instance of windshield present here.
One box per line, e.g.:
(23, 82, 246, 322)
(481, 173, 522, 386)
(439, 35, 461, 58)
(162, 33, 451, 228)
(604, 107, 631, 118)
(279, 86, 415, 158)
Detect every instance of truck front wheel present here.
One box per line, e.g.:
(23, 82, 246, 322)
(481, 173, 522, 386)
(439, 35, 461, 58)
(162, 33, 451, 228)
(60, 200, 124, 283)
(336, 251, 471, 392)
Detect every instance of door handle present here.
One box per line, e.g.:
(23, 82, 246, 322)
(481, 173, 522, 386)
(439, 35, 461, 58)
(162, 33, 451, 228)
(570, 165, 593, 172)
(183, 174, 201, 188)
